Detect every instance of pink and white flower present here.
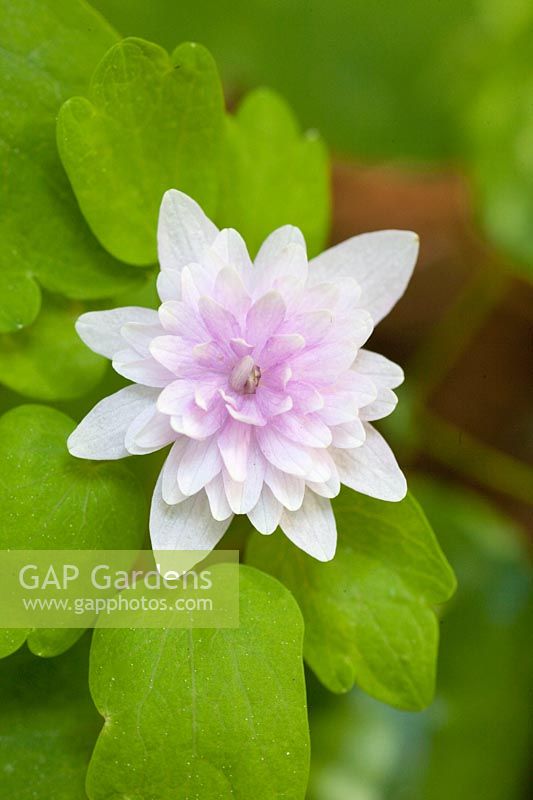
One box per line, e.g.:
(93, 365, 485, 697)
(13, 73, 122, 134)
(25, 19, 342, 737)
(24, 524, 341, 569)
(68, 190, 418, 561)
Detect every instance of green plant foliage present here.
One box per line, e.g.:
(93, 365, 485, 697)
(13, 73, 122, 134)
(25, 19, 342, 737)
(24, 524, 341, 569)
(0, 0, 143, 333)
(219, 89, 330, 258)
(307, 479, 532, 800)
(58, 38, 225, 265)
(87, 565, 309, 799)
(247, 489, 456, 710)
(0, 630, 29, 660)
(0, 295, 107, 401)
(0, 405, 147, 657)
(0, 271, 41, 333)
(410, 479, 532, 799)
(0, 634, 101, 799)
(90, 0, 533, 280)
(468, 54, 533, 279)
(91, 0, 480, 161)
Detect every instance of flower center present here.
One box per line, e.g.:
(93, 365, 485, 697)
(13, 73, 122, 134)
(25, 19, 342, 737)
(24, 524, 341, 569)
(229, 355, 261, 394)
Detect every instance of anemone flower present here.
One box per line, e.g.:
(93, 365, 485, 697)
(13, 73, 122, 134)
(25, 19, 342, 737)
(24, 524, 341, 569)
(68, 190, 418, 561)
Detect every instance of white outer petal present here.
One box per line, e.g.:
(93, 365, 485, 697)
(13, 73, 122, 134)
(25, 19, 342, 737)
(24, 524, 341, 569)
(157, 268, 182, 302)
(354, 349, 404, 421)
(254, 225, 306, 269)
(252, 242, 308, 298)
(330, 418, 366, 448)
(76, 307, 159, 358)
(124, 407, 175, 455)
(150, 472, 232, 553)
(157, 189, 219, 275)
(360, 389, 399, 421)
(222, 448, 265, 515)
(177, 437, 222, 496)
(256, 427, 312, 478)
(247, 486, 283, 534)
(309, 230, 419, 324)
(162, 440, 188, 504)
(280, 491, 337, 561)
(264, 465, 305, 511)
(205, 474, 233, 521)
(333, 422, 407, 501)
(121, 322, 166, 357)
(113, 348, 176, 387)
(306, 471, 341, 499)
(211, 228, 253, 274)
(67, 385, 159, 460)
(218, 420, 251, 482)
(354, 349, 404, 389)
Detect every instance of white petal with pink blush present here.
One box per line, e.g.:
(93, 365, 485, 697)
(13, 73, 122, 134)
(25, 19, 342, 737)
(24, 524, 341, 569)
(69, 189, 419, 562)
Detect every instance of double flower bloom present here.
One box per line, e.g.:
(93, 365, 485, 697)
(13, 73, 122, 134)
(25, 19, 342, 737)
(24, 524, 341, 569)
(69, 190, 418, 562)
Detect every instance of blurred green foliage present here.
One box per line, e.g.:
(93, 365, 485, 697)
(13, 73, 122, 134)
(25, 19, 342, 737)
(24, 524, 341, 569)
(0, 634, 100, 799)
(90, 0, 530, 158)
(93, 0, 533, 278)
(218, 89, 330, 258)
(468, 46, 533, 272)
(247, 490, 455, 710)
(91, 0, 475, 160)
(308, 478, 532, 800)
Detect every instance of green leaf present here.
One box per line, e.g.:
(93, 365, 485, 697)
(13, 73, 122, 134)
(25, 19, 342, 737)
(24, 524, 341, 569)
(0, 271, 41, 333)
(218, 88, 330, 258)
(0, 629, 29, 660)
(87, 565, 309, 799)
(307, 479, 532, 800)
(0, 405, 147, 657)
(0, 0, 143, 333)
(0, 295, 107, 401)
(246, 488, 456, 710)
(58, 38, 225, 266)
(0, 634, 101, 799)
